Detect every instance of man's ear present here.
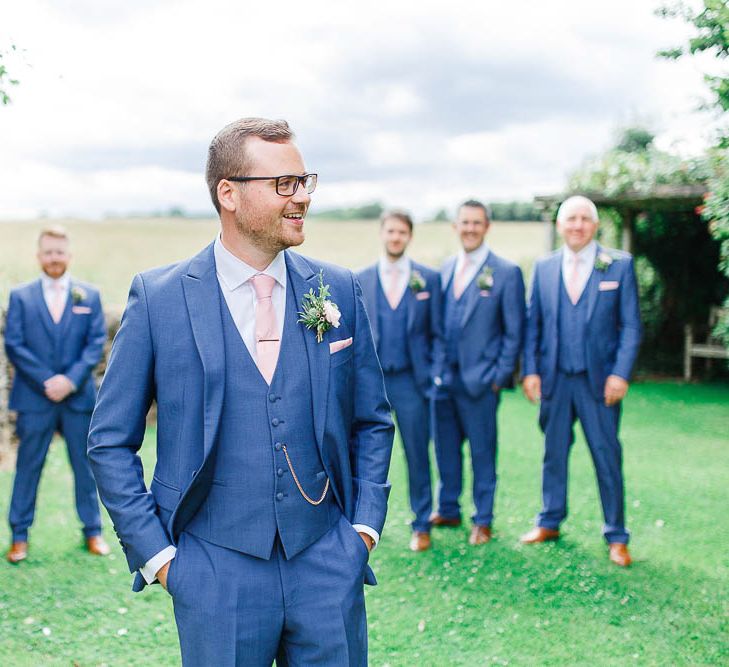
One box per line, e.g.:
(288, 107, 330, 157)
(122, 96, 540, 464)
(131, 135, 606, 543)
(217, 179, 237, 213)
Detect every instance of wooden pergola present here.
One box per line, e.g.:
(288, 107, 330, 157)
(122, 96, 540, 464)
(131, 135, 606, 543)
(534, 184, 708, 253)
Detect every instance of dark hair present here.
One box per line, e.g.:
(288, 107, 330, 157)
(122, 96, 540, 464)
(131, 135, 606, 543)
(206, 117, 294, 213)
(458, 199, 491, 221)
(380, 209, 413, 232)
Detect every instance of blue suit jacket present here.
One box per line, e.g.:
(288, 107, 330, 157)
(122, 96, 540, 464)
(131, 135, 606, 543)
(5, 278, 106, 413)
(523, 245, 642, 400)
(88, 244, 394, 589)
(357, 261, 441, 397)
(433, 252, 525, 398)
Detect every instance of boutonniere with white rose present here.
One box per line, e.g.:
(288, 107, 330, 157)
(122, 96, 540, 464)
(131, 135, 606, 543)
(71, 286, 87, 304)
(298, 270, 341, 343)
(409, 269, 426, 293)
(476, 266, 494, 290)
(594, 251, 614, 272)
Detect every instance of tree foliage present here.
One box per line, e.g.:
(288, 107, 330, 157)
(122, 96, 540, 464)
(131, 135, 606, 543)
(0, 45, 20, 105)
(657, 0, 729, 347)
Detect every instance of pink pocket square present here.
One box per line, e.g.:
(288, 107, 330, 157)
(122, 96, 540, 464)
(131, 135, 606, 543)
(415, 291, 431, 301)
(329, 337, 353, 354)
(479, 290, 491, 297)
(598, 281, 619, 291)
(72, 306, 92, 314)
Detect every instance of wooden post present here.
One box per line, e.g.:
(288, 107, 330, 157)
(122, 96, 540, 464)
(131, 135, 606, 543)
(684, 324, 693, 382)
(621, 210, 635, 253)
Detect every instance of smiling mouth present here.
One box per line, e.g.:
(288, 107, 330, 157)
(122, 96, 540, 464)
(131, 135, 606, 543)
(283, 212, 304, 222)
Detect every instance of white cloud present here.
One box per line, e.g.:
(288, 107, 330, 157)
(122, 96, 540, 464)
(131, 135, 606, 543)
(0, 0, 714, 218)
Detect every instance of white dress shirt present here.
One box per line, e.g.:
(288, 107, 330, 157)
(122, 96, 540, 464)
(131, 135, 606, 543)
(140, 236, 378, 584)
(377, 255, 411, 305)
(561, 241, 597, 302)
(453, 241, 490, 289)
(41, 272, 70, 314)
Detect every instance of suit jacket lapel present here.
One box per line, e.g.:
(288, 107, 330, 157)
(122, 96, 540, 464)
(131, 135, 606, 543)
(461, 256, 490, 327)
(286, 250, 330, 453)
(440, 258, 456, 293)
(182, 243, 225, 460)
(544, 251, 562, 320)
(362, 266, 379, 344)
(57, 281, 75, 341)
(585, 244, 601, 322)
(34, 279, 55, 339)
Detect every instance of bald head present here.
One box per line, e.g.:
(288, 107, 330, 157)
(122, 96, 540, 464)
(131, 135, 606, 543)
(556, 195, 599, 253)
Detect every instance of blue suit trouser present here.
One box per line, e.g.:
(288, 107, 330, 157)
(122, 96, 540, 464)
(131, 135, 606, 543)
(432, 383, 499, 527)
(383, 370, 432, 532)
(168, 515, 369, 667)
(537, 372, 629, 544)
(9, 406, 102, 541)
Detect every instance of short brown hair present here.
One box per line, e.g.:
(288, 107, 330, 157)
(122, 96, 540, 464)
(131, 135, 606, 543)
(459, 199, 491, 221)
(37, 225, 69, 246)
(205, 117, 294, 213)
(380, 209, 413, 232)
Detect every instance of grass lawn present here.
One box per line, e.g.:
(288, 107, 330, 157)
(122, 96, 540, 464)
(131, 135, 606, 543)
(0, 382, 727, 666)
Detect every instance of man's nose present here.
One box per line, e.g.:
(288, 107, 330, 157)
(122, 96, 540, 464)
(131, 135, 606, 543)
(291, 180, 311, 205)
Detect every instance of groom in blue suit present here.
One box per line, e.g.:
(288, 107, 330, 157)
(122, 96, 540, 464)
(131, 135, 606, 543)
(5, 226, 109, 563)
(88, 118, 394, 666)
(521, 195, 642, 567)
(357, 210, 441, 552)
(431, 201, 525, 545)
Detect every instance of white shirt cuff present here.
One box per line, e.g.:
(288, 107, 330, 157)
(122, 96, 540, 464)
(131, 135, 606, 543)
(352, 524, 380, 549)
(140, 545, 177, 584)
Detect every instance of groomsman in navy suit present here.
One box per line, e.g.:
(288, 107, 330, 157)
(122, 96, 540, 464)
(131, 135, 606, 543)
(521, 195, 642, 567)
(357, 210, 441, 552)
(431, 200, 525, 545)
(88, 118, 394, 666)
(4, 226, 109, 563)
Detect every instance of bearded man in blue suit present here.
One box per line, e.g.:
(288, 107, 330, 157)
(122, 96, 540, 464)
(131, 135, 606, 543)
(431, 200, 525, 546)
(520, 195, 642, 567)
(88, 118, 394, 666)
(357, 210, 441, 552)
(5, 226, 109, 563)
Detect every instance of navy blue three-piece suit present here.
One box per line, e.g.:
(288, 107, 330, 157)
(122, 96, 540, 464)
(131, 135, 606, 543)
(357, 261, 441, 533)
(432, 251, 526, 527)
(4, 277, 106, 542)
(524, 245, 642, 543)
(88, 244, 394, 666)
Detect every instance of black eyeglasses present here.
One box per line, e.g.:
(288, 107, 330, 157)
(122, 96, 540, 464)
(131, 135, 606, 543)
(226, 173, 318, 196)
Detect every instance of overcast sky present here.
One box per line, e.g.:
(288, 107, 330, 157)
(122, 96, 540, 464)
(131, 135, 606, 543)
(0, 0, 717, 220)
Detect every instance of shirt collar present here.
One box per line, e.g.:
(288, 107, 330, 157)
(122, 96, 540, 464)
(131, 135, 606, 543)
(214, 235, 287, 291)
(458, 241, 489, 268)
(41, 272, 71, 290)
(563, 240, 597, 266)
(378, 254, 410, 276)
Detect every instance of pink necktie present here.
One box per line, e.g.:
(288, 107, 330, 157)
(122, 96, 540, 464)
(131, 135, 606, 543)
(453, 257, 472, 300)
(50, 282, 65, 323)
(385, 266, 402, 309)
(567, 256, 583, 305)
(251, 274, 280, 384)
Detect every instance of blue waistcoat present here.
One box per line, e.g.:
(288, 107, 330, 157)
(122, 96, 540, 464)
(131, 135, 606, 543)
(185, 275, 339, 560)
(376, 280, 411, 373)
(443, 281, 469, 369)
(557, 270, 595, 374)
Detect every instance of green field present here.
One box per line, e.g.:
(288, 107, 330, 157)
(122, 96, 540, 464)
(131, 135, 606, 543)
(0, 383, 727, 666)
(0, 218, 549, 308)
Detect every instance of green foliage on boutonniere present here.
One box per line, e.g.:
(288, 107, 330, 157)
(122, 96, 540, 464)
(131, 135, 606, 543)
(409, 269, 426, 292)
(71, 286, 87, 304)
(476, 266, 494, 290)
(298, 270, 341, 343)
(595, 251, 615, 272)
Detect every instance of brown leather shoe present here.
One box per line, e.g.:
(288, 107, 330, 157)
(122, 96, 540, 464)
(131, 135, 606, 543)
(468, 525, 492, 545)
(6, 541, 28, 564)
(409, 531, 431, 552)
(520, 526, 560, 544)
(86, 536, 111, 556)
(429, 513, 462, 528)
(609, 543, 632, 567)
